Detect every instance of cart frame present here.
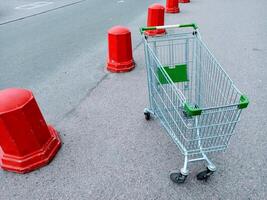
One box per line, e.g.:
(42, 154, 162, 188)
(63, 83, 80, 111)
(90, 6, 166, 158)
(140, 24, 249, 183)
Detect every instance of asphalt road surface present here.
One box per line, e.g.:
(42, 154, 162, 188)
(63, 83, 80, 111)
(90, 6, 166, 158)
(0, 0, 156, 123)
(0, 0, 267, 199)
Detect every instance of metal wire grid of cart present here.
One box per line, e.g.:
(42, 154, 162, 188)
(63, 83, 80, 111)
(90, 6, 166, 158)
(140, 24, 249, 183)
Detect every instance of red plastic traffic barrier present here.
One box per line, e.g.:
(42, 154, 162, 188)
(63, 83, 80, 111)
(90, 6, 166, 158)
(166, 0, 180, 13)
(145, 3, 165, 36)
(179, 0, 190, 3)
(0, 88, 61, 173)
(107, 26, 135, 73)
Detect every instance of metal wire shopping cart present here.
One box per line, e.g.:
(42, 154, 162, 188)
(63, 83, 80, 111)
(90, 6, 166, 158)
(140, 24, 249, 183)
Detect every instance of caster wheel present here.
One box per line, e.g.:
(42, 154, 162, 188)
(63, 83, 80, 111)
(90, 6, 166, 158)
(196, 168, 214, 181)
(144, 112, 151, 120)
(170, 172, 187, 184)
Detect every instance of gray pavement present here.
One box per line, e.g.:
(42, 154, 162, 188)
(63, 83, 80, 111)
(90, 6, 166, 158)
(0, 0, 156, 123)
(0, 0, 267, 199)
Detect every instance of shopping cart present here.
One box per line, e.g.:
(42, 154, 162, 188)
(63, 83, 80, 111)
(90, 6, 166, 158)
(140, 24, 249, 183)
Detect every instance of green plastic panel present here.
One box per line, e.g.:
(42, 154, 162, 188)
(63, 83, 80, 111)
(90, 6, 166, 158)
(158, 64, 188, 84)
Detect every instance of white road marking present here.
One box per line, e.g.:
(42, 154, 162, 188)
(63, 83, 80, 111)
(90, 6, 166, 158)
(117, 0, 124, 3)
(15, 1, 53, 10)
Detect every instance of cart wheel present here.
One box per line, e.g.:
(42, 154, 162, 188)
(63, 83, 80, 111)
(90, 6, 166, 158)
(170, 172, 187, 184)
(144, 112, 151, 120)
(196, 168, 214, 181)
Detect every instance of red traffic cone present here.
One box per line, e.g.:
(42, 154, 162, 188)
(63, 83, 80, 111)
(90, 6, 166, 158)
(0, 88, 61, 173)
(179, 0, 190, 3)
(166, 0, 180, 13)
(107, 26, 135, 73)
(145, 3, 165, 36)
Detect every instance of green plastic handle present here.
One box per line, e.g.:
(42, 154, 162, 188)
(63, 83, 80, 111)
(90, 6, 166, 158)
(179, 23, 198, 29)
(140, 23, 198, 34)
(238, 95, 249, 109)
